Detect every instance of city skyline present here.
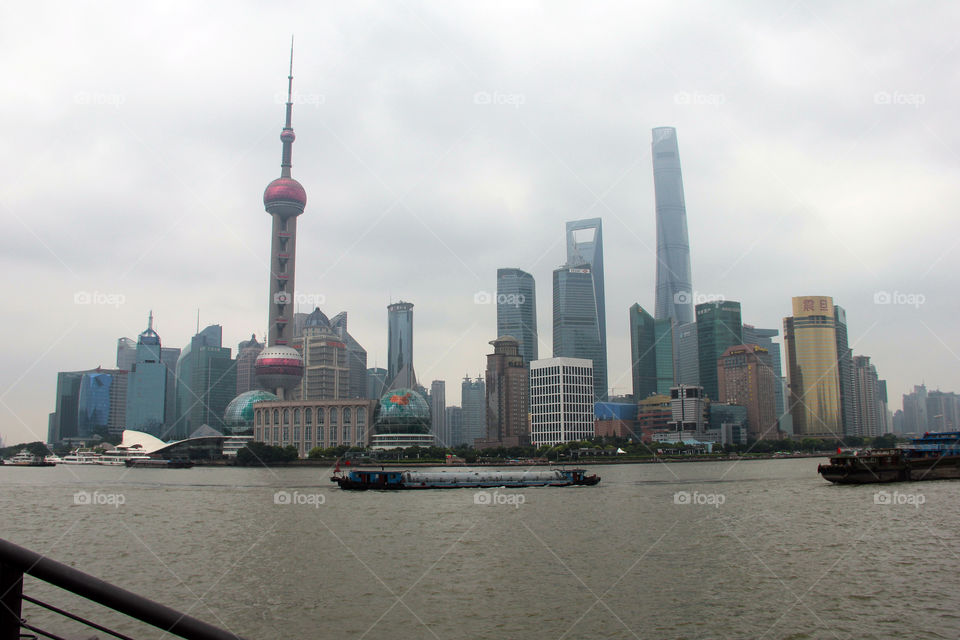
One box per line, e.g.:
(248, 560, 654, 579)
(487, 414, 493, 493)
(3, 3, 959, 446)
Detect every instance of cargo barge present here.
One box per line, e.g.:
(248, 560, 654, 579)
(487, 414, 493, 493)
(818, 431, 960, 484)
(331, 468, 600, 490)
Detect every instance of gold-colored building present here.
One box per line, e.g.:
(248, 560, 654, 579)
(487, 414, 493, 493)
(783, 296, 842, 437)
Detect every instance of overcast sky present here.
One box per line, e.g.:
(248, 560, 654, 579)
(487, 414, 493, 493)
(2, 1, 958, 446)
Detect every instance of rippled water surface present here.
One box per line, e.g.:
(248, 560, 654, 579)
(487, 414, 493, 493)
(2, 460, 959, 639)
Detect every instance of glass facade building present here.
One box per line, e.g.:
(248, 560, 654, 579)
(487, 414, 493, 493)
(833, 306, 857, 436)
(783, 296, 842, 436)
(174, 325, 236, 438)
(652, 127, 694, 326)
(629, 304, 674, 400)
(77, 372, 112, 438)
(695, 301, 742, 401)
(387, 302, 415, 390)
(461, 376, 486, 446)
(496, 268, 538, 367)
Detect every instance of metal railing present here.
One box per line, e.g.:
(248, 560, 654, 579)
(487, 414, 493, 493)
(0, 538, 247, 640)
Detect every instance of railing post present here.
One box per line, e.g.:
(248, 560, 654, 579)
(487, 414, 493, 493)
(0, 561, 24, 640)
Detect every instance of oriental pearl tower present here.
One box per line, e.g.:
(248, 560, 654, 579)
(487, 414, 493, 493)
(255, 41, 307, 398)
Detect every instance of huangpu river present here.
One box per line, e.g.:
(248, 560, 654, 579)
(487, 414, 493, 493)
(3, 459, 959, 639)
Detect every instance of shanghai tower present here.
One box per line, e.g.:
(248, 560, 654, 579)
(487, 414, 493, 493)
(652, 127, 694, 325)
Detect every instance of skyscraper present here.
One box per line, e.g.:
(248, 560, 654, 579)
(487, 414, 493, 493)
(554, 219, 607, 401)
(629, 304, 673, 400)
(126, 312, 170, 437)
(255, 43, 307, 399)
(530, 357, 595, 446)
(833, 306, 857, 435)
(675, 321, 699, 385)
(174, 325, 236, 438)
(387, 301, 415, 390)
(717, 344, 778, 440)
(783, 296, 842, 437)
(852, 355, 880, 437)
(652, 126, 694, 326)
(235, 334, 264, 396)
(299, 308, 349, 400)
(367, 367, 388, 400)
(116, 337, 137, 372)
(496, 268, 538, 367)
(430, 380, 447, 446)
(330, 312, 368, 399)
(696, 300, 743, 401)
(741, 325, 787, 432)
(482, 337, 530, 448)
(445, 406, 463, 447)
(461, 376, 486, 446)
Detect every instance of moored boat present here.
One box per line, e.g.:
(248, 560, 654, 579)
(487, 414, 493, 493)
(4, 451, 56, 467)
(332, 467, 600, 490)
(818, 431, 960, 484)
(124, 458, 194, 469)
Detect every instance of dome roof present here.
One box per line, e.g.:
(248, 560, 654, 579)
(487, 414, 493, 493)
(264, 177, 306, 214)
(373, 388, 431, 435)
(225, 389, 279, 426)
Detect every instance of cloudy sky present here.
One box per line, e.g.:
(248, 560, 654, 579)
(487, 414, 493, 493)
(2, 1, 958, 445)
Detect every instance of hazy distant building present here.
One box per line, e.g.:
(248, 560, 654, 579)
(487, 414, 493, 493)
(235, 334, 264, 396)
(741, 325, 787, 430)
(174, 325, 236, 438)
(530, 357, 595, 446)
(717, 344, 778, 440)
(696, 300, 742, 402)
(783, 296, 842, 437)
(116, 337, 137, 372)
(430, 380, 447, 446)
(833, 306, 857, 436)
(461, 376, 486, 446)
(676, 321, 699, 385)
(496, 268, 538, 367)
(926, 390, 960, 431)
(902, 384, 929, 433)
(629, 304, 673, 400)
(480, 337, 530, 448)
(652, 126, 695, 327)
(330, 312, 368, 399)
(387, 302, 415, 390)
(852, 355, 880, 437)
(876, 379, 890, 434)
(367, 367, 388, 400)
(445, 406, 464, 447)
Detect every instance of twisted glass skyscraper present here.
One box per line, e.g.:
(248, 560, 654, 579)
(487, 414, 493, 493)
(652, 127, 694, 326)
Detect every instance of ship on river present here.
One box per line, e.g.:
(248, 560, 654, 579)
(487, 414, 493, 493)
(818, 431, 960, 484)
(331, 468, 600, 490)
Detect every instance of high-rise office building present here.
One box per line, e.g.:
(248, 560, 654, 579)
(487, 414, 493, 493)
(833, 306, 857, 435)
(717, 344, 778, 440)
(852, 355, 880, 437)
(387, 301, 415, 390)
(741, 325, 787, 432)
(235, 334, 264, 396)
(676, 321, 699, 385)
(330, 312, 368, 399)
(126, 312, 171, 438)
(629, 304, 674, 400)
(174, 325, 236, 438)
(367, 367, 388, 400)
(496, 268, 538, 367)
(555, 219, 607, 401)
(783, 296, 842, 437)
(668, 384, 706, 432)
(652, 127, 694, 327)
(77, 371, 112, 438)
(430, 380, 447, 446)
(445, 406, 463, 447)
(461, 376, 486, 446)
(696, 300, 742, 402)
(481, 337, 530, 448)
(529, 357, 595, 446)
(299, 308, 349, 400)
(116, 337, 137, 372)
(255, 44, 307, 399)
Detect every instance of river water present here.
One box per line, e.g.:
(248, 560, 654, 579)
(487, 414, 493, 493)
(2, 459, 958, 640)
